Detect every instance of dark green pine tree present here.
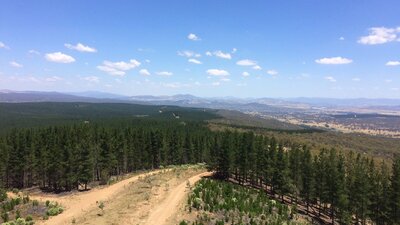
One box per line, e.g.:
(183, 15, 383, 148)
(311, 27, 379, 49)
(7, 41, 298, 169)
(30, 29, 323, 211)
(300, 146, 314, 214)
(390, 157, 400, 224)
(273, 144, 292, 201)
(76, 142, 93, 190)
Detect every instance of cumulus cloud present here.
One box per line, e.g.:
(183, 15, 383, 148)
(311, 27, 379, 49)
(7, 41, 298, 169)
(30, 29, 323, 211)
(232, 48, 237, 53)
(139, 69, 151, 76)
(206, 50, 231, 59)
(178, 50, 201, 58)
(10, 61, 23, 68)
(45, 52, 75, 63)
(339, 37, 345, 41)
(237, 59, 258, 66)
(206, 69, 230, 76)
(188, 33, 201, 41)
(252, 65, 262, 70)
(65, 43, 97, 53)
(82, 76, 100, 83)
(0, 42, 9, 49)
(386, 61, 400, 66)
(267, 70, 278, 76)
(156, 71, 173, 76)
(315, 57, 352, 65)
(358, 27, 400, 45)
(97, 59, 141, 76)
(242, 72, 250, 77)
(188, 58, 202, 64)
(28, 50, 40, 55)
(325, 76, 337, 82)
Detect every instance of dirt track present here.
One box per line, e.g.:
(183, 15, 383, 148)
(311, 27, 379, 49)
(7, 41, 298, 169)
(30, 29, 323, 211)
(144, 171, 211, 225)
(23, 168, 210, 225)
(34, 169, 169, 225)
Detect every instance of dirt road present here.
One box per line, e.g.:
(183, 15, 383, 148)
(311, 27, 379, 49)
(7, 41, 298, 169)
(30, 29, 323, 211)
(34, 169, 170, 225)
(144, 171, 212, 225)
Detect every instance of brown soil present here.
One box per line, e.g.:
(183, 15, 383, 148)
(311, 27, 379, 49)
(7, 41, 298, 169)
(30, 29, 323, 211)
(26, 166, 208, 225)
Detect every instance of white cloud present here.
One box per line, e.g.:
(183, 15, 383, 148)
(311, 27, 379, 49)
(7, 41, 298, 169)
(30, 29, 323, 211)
(315, 57, 352, 65)
(220, 78, 231, 82)
(339, 37, 345, 41)
(145, 59, 151, 63)
(352, 78, 361, 82)
(10, 61, 23, 68)
(212, 50, 232, 59)
(157, 71, 173, 76)
(178, 50, 201, 58)
(212, 82, 220, 86)
(386, 61, 400, 66)
(188, 58, 202, 64)
(162, 82, 192, 89)
(252, 65, 262, 70)
(97, 59, 140, 76)
(385, 79, 392, 83)
(205, 51, 212, 56)
(237, 59, 258, 66)
(45, 76, 63, 82)
(45, 52, 75, 63)
(232, 48, 237, 53)
(358, 27, 400, 45)
(28, 50, 40, 55)
(242, 71, 250, 77)
(206, 69, 230, 76)
(267, 70, 278, 76)
(139, 69, 151, 76)
(97, 66, 125, 76)
(65, 43, 97, 53)
(325, 76, 337, 82)
(188, 33, 201, 41)
(82, 76, 100, 83)
(0, 42, 9, 49)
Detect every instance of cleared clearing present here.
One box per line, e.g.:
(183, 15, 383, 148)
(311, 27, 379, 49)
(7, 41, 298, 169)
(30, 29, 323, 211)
(26, 166, 208, 225)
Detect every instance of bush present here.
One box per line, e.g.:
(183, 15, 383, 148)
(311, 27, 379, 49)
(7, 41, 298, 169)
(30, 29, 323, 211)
(25, 215, 32, 222)
(0, 189, 7, 202)
(31, 200, 39, 207)
(46, 207, 63, 216)
(179, 221, 188, 225)
(1, 211, 9, 222)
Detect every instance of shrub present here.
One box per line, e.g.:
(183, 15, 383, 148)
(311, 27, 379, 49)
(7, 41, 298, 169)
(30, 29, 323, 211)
(31, 200, 39, 207)
(46, 207, 63, 216)
(0, 189, 7, 202)
(179, 221, 188, 225)
(1, 211, 9, 222)
(15, 210, 21, 219)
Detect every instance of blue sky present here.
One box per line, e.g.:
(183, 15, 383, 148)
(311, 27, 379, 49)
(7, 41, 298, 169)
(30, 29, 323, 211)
(0, 0, 400, 98)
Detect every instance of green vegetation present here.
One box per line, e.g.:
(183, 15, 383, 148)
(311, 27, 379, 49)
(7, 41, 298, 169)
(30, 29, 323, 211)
(0, 192, 61, 224)
(209, 131, 400, 224)
(0, 102, 219, 133)
(1, 102, 400, 224)
(184, 178, 305, 225)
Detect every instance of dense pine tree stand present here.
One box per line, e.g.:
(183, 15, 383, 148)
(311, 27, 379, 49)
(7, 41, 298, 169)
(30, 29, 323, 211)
(1, 120, 400, 224)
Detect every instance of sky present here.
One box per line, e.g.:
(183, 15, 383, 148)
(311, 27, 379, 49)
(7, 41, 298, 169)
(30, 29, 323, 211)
(0, 0, 400, 98)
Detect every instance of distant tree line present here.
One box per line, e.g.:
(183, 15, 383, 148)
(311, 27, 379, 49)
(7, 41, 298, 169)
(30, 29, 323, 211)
(0, 121, 400, 224)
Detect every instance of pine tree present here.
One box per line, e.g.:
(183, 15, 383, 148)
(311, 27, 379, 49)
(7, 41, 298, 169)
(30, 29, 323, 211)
(390, 157, 400, 224)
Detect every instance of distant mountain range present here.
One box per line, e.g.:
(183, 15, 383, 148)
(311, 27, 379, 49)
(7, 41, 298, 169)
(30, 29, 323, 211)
(1, 90, 400, 112)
